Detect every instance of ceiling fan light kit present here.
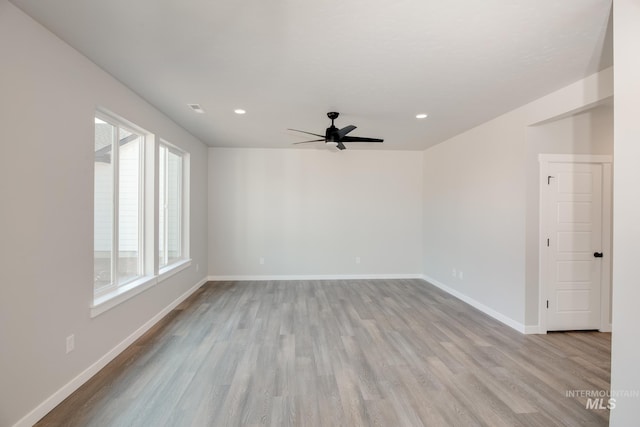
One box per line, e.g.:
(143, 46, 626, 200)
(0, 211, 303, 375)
(289, 112, 383, 151)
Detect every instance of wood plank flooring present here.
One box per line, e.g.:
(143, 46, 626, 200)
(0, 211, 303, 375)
(36, 279, 611, 426)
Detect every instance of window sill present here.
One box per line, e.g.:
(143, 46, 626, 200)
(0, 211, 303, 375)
(90, 258, 192, 318)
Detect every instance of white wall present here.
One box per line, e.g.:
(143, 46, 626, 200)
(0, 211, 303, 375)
(422, 111, 528, 325)
(208, 148, 423, 277)
(610, 0, 640, 423)
(422, 68, 613, 330)
(0, 2, 208, 426)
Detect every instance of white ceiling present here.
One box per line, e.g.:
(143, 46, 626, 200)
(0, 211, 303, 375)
(11, 0, 612, 150)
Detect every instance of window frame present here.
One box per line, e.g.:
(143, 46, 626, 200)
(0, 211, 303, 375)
(91, 110, 191, 317)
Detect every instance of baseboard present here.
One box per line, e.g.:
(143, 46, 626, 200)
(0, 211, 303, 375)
(207, 273, 423, 281)
(523, 325, 544, 334)
(13, 276, 208, 427)
(600, 323, 612, 333)
(420, 274, 530, 334)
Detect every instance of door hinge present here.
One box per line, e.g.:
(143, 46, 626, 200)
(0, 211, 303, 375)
(546, 300, 549, 309)
(547, 175, 554, 185)
(547, 238, 550, 247)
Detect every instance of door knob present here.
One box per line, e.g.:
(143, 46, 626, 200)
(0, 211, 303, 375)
(594, 252, 603, 258)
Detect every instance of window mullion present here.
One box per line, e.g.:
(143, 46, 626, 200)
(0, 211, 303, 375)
(143, 135, 158, 278)
(177, 157, 183, 260)
(138, 137, 145, 277)
(164, 151, 169, 266)
(112, 125, 120, 287)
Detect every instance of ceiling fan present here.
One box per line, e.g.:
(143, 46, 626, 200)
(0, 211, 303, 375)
(289, 112, 383, 150)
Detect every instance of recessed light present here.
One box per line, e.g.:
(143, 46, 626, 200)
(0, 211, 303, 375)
(234, 109, 246, 115)
(188, 104, 205, 114)
(416, 113, 428, 119)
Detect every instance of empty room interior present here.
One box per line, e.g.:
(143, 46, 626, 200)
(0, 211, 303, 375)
(1, 0, 639, 426)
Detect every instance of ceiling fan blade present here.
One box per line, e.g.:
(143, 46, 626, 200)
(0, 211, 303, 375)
(337, 125, 357, 139)
(336, 142, 347, 150)
(341, 136, 384, 143)
(288, 128, 325, 138)
(293, 139, 325, 144)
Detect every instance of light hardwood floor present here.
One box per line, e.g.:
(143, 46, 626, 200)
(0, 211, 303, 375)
(37, 279, 611, 426)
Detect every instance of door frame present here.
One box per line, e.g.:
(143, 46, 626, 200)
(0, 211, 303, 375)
(538, 154, 613, 333)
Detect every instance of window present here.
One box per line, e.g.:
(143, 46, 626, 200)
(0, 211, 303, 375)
(94, 115, 145, 296)
(159, 142, 185, 268)
(93, 111, 191, 314)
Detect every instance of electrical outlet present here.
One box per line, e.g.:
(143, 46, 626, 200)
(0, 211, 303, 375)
(355, 256, 361, 264)
(259, 257, 265, 265)
(452, 268, 457, 278)
(459, 271, 464, 280)
(66, 334, 75, 354)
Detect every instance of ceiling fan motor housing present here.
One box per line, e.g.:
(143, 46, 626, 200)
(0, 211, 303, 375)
(325, 125, 339, 142)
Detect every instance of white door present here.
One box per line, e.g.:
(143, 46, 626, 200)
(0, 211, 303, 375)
(545, 162, 602, 331)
